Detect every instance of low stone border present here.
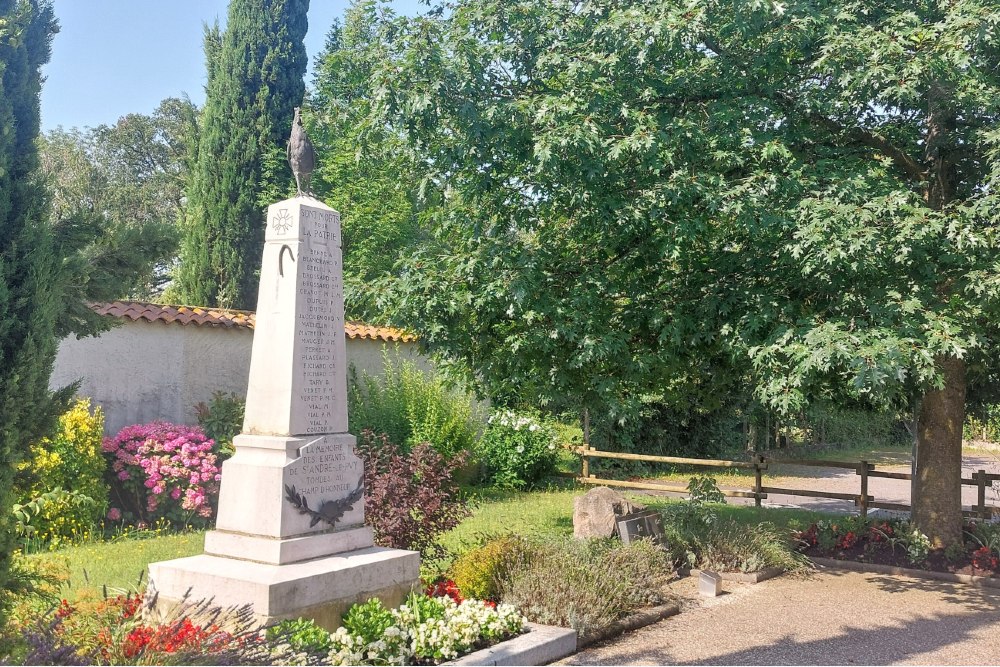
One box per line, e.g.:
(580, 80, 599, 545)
(687, 567, 784, 584)
(811, 556, 1000, 590)
(577, 601, 681, 649)
(446, 623, 578, 666)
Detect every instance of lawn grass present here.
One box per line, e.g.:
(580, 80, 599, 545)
(29, 482, 835, 602)
(26, 531, 204, 599)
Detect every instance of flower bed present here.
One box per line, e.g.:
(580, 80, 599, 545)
(6, 588, 527, 666)
(324, 594, 527, 665)
(796, 516, 1000, 578)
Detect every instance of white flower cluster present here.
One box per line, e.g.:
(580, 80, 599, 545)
(488, 410, 541, 432)
(326, 598, 527, 666)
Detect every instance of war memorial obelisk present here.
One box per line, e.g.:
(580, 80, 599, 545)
(148, 115, 419, 629)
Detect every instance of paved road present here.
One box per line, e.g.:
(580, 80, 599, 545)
(558, 569, 1000, 665)
(647, 454, 1000, 515)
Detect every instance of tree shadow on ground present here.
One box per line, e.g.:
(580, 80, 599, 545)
(866, 573, 1000, 613)
(564, 573, 1000, 666)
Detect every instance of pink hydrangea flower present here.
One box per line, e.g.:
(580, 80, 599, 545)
(102, 421, 222, 526)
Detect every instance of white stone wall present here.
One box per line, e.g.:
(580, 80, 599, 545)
(50, 320, 430, 434)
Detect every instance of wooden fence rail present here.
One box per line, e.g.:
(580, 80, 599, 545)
(573, 445, 1000, 519)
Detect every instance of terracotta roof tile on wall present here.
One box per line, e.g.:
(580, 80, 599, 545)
(90, 301, 416, 343)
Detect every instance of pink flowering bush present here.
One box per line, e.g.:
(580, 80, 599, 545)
(102, 422, 222, 527)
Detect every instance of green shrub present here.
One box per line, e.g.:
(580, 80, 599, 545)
(450, 536, 529, 601)
(341, 597, 396, 645)
(265, 618, 331, 657)
(194, 391, 245, 460)
(697, 521, 810, 573)
(499, 537, 672, 640)
(661, 488, 808, 574)
(1, 554, 66, 631)
(803, 404, 909, 450)
(476, 411, 559, 489)
(13, 399, 108, 548)
(348, 355, 482, 460)
(688, 475, 726, 505)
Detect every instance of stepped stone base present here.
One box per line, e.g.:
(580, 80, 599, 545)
(204, 525, 374, 565)
(147, 546, 419, 631)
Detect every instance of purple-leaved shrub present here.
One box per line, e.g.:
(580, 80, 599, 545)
(356, 430, 470, 558)
(102, 422, 221, 526)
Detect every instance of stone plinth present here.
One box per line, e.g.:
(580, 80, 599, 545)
(147, 196, 419, 629)
(148, 547, 419, 631)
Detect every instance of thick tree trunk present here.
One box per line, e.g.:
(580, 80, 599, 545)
(913, 355, 965, 547)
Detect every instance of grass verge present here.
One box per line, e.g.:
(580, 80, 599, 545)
(26, 531, 204, 599)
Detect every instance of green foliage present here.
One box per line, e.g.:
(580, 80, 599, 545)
(265, 618, 332, 657)
(308, 1, 426, 322)
(176, 0, 309, 309)
(964, 403, 1000, 443)
(450, 536, 527, 601)
(499, 537, 672, 640)
(476, 411, 558, 489)
(0, 0, 70, 632)
(13, 399, 108, 547)
(12, 489, 97, 547)
(360, 0, 1000, 543)
(802, 404, 910, 451)
(0, 553, 65, 638)
(347, 355, 481, 460)
(341, 597, 395, 646)
(697, 522, 810, 574)
(37, 97, 193, 309)
(688, 475, 726, 505)
(194, 391, 245, 460)
(662, 500, 808, 574)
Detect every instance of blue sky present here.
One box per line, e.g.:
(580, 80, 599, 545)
(40, 0, 421, 131)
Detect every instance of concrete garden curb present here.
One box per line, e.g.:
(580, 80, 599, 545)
(577, 601, 681, 649)
(446, 623, 578, 666)
(811, 556, 1000, 590)
(687, 567, 784, 584)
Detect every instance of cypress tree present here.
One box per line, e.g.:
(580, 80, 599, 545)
(0, 0, 70, 621)
(175, 0, 309, 310)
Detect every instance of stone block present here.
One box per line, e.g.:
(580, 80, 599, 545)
(573, 486, 645, 539)
(214, 432, 366, 542)
(699, 570, 722, 597)
(147, 546, 419, 631)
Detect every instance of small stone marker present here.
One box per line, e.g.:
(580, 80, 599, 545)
(615, 509, 666, 547)
(699, 570, 722, 597)
(573, 487, 645, 539)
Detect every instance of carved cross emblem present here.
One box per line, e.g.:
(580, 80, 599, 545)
(272, 209, 293, 234)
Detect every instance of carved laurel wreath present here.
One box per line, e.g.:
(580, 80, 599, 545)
(284, 478, 365, 528)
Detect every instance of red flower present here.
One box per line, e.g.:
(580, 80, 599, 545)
(836, 531, 858, 550)
(972, 547, 999, 572)
(426, 579, 465, 604)
(120, 619, 233, 658)
(55, 599, 74, 619)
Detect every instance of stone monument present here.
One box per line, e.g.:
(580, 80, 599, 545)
(147, 196, 419, 629)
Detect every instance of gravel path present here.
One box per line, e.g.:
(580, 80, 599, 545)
(557, 570, 1000, 665)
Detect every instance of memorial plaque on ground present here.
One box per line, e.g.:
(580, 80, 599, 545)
(616, 509, 666, 547)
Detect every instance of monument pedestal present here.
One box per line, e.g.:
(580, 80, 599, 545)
(147, 196, 420, 630)
(147, 548, 419, 630)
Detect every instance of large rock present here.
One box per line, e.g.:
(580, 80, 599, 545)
(573, 487, 645, 539)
